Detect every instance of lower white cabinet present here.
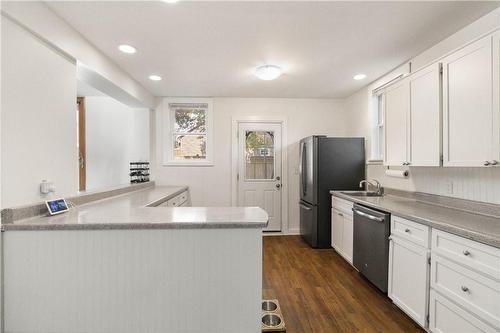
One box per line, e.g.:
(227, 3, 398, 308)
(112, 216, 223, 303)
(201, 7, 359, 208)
(429, 290, 498, 333)
(331, 197, 353, 264)
(388, 235, 430, 328)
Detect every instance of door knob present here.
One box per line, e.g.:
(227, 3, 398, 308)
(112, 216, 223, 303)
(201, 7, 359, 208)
(275, 184, 281, 189)
(276, 176, 281, 181)
(491, 160, 498, 166)
(484, 161, 491, 166)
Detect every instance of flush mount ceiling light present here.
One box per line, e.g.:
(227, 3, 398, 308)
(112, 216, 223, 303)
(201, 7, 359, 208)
(353, 73, 367, 80)
(254, 65, 283, 81)
(118, 44, 137, 54)
(162, 0, 179, 3)
(149, 75, 162, 81)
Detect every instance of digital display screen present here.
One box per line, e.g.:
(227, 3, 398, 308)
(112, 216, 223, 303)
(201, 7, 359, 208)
(46, 199, 68, 215)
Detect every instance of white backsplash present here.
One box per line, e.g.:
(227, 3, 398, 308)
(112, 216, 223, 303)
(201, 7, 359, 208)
(368, 165, 500, 204)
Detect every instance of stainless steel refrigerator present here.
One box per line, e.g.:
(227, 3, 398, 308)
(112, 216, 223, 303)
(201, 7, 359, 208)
(299, 136, 365, 248)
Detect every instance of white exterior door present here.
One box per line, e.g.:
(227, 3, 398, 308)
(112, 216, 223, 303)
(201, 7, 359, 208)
(237, 122, 282, 231)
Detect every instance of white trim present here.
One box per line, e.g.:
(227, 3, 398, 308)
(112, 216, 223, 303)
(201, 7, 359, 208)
(162, 98, 214, 166)
(231, 117, 288, 233)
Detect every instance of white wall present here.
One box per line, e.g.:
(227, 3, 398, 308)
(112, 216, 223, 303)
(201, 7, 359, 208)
(343, 8, 500, 204)
(1, 1, 155, 108)
(153, 98, 349, 233)
(86, 97, 150, 191)
(1, 16, 79, 208)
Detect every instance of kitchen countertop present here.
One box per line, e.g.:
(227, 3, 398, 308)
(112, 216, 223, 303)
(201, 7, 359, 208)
(331, 191, 500, 248)
(3, 186, 268, 231)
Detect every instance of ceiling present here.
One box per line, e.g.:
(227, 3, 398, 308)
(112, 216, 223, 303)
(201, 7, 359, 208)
(47, 1, 499, 99)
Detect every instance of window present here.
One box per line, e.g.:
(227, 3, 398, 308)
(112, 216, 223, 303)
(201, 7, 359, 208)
(370, 93, 384, 161)
(245, 131, 275, 180)
(163, 99, 213, 166)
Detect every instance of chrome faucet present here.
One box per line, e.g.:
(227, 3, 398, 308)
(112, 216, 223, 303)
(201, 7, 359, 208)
(359, 179, 384, 195)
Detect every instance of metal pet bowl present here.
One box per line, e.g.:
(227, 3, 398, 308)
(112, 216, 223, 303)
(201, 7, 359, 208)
(262, 300, 278, 312)
(262, 314, 282, 327)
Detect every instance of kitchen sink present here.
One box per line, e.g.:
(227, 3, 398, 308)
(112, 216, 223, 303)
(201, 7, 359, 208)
(340, 191, 383, 197)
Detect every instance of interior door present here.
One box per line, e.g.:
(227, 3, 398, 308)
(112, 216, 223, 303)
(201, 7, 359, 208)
(238, 122, 282, 231)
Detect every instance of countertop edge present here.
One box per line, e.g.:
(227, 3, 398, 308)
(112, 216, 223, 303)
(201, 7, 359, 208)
(331, 191, 500, 249)
(2, 221, 268, 231)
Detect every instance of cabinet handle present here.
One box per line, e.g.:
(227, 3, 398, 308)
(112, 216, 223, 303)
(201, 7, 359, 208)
(461, 286, 469, 293)
(491, 160, 498, 166)
(484, 161, 491, 166)
(404, 228, 411, 233)
(338, 213, 344, 217)
(463, 250, 470, 256)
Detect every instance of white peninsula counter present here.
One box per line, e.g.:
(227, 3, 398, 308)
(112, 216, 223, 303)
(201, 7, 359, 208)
(1, 185, 268, 333)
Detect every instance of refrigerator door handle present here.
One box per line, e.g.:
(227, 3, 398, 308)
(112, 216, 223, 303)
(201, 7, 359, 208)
(299, 203, 312, 211)
(301, 143, 307, 196)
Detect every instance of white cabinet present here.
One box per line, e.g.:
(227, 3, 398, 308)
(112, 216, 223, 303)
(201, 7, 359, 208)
(409, 62, 442, 166)
(384, 79, 409, 166)
(331, 197, 353, 264)
(442, 33, 500, 167)
(429, 290, 498, 333)
(430, 229, 500, 331)
(331, 208, 343, 252)
(342, 212, 353, 262)
(383, 62, 441, 167)
(388, 216, 431, 328)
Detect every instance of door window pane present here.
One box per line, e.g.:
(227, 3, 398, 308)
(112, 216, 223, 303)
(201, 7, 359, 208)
(245, 131, 274, 180)
(174, 134, 206, 160)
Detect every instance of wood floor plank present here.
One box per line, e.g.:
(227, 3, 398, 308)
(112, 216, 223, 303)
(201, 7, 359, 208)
(262, 235, 424, 333)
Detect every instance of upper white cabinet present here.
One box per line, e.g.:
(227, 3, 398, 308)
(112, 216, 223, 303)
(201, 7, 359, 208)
(384, 79, 410, 166)
(384, 62, 441, 167)
(442, 33, 500, 167)
(409, 63, 442, 166)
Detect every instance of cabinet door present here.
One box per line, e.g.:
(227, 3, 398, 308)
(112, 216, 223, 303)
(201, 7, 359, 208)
(342, 213, 353, 263)
(384, 79, 409, 166)
(331, 208, 344, 253)
(442, 35, 495, 167)
(388, 236, 430, 328)
(493, 32, 500, 165)
(409, 63, 442, 166)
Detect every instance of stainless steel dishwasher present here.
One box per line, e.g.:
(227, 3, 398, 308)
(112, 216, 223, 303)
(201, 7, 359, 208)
(352, 203, 391, 293)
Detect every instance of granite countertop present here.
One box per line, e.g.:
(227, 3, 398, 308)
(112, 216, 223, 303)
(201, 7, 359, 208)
(3, 186, 269, 231)
(331, 191, 500, 248)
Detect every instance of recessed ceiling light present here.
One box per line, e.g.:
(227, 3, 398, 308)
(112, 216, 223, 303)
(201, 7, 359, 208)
(254, 65, 283, 81)
(353, 73, 367, 80)
(118, 44, 137, 54)
(149, 75, 162, 81)
(162, 0, 179, 3)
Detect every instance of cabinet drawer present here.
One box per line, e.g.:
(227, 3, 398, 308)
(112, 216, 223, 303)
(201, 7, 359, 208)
(392, 215, 430, 247)
(429, 289, 498, 333)
(331, 197, 353, 214)
(431, 255, 500, 328)
(432, 230, 500, 280)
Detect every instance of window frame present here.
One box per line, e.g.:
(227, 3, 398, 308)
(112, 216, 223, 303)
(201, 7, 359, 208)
(162, 98, 214, 166)
(369, 92, 385, 163)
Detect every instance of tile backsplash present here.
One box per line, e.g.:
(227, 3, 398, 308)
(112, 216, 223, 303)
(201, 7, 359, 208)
(368, 165, 500, 204)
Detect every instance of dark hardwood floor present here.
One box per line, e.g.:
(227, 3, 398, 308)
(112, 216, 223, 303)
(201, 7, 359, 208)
(262, 235, 424, 333)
